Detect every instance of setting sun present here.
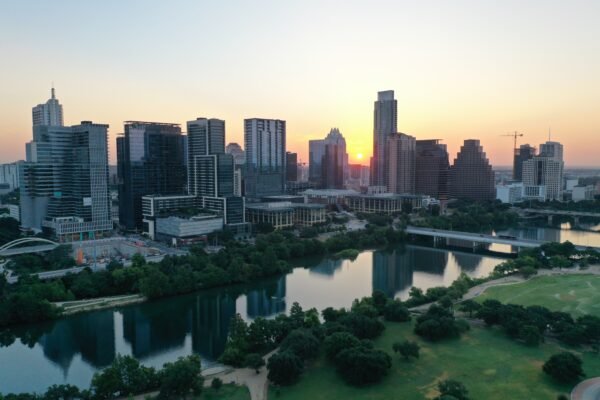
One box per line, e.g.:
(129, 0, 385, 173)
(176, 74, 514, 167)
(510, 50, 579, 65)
(356, 153, 364, 160)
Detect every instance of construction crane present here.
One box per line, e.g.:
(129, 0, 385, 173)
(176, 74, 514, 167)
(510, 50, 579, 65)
(500, 131, 524, 155)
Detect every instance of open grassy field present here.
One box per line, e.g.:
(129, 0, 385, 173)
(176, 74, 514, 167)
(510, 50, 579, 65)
(477, 274, 600, 317)
(270, 321, 600, 400)
(202, 384, 250, 400)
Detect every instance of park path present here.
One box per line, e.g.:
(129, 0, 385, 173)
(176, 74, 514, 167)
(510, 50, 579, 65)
(571, 377, 600, 400)
(122, 349, 276, 400)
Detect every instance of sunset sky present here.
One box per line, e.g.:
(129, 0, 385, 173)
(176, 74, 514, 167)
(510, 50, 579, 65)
(1, 0, 599, 166)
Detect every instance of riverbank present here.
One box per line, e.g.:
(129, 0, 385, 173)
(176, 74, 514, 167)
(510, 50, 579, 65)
(55, 294, 146, 315)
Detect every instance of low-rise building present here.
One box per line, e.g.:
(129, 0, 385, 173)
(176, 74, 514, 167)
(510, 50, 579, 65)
(301, 188, 360, 205)
(245, 201, 327, 229)
(496, 182, 523, 204)
(572, 185, 595, 202)
(155, 214, 224, 244)
(346, 193, 428, 214)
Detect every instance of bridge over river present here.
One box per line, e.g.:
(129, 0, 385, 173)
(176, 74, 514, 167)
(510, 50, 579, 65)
(405, 226, 600, 252)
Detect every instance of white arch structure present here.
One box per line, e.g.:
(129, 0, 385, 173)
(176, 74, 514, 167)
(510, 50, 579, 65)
(0, 237, 60, 256)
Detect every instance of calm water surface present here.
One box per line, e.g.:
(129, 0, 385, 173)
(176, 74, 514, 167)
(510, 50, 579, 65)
(0, 244, 504, 394)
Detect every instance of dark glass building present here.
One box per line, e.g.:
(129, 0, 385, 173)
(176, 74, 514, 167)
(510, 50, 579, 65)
(415, 139, 449, 199)
(449, 139, 495, 201)
(117, 121, 186, 230)
(513, 144, 536, 181)
(286, 152, 298, 182)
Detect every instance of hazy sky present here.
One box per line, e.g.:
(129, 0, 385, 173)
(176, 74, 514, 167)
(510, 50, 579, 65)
(1, 0, 599, 166)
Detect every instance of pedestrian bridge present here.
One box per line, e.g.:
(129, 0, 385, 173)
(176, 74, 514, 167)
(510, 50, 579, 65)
(405, 226, 600, 252)
(0, 238, 60, 257)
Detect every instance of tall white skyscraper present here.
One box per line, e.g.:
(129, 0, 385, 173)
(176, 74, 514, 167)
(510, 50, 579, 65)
(523, 140, 564, 201)
(32, 87, 64, 126)
(244, 118, 286, 198)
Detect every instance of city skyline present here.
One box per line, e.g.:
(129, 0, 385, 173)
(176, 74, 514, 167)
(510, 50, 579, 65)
(2, 1, 600, 166)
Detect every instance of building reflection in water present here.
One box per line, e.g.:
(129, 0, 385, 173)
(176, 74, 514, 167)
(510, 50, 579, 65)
(246, 277, 286, 318)
(309, 258, 343, 277)
(372, 249, 414, 297)
(191, 292, 237, 360)
(39, 310, 116, 374)
(372, 247, 452, 298)
(452, 252, 483, 272)
(121, 300, 190, 359)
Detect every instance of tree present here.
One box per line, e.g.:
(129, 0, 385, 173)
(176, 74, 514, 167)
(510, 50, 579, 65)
(458, 300, 481, 318)
(335, 346, 392, 386)
(90, 355, 158, 399)
(338, 312, 385, 339)
(280, 329, 320, 360)
(520, 325, 542, 346)
(324, 332, 361, 361)
(383, 300, 411, 322)
(436, 379, 469, 400)
(267, 351, 303, 386)
(245, 353, 265, 373)
(543, 352, 585, 383)
(158, 355, 203, 399)
(130, 253, 146, 269)
(371, 290, 388, 314)
(393, 340, 420, 360)
(211, 378, 223, 391)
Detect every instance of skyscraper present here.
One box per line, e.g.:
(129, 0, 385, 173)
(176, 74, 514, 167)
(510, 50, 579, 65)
(449, 139, 495, 201)
(117, 122, 186, 230)
(386, 133, 416, 194)
(513, 144, 536, 181)
(32, 87, 64, 127)
(286, 152, 298, 182)
(20, 121, 112, 240)
(187, 117, 244, 225)
(371, 90, 397, 187)
(225, 142, 245, 166)
(309, 128, 348, 189)
(244, 118, 286, 198)
(523, 140, 564, 200)
(415, 139, 449, 199)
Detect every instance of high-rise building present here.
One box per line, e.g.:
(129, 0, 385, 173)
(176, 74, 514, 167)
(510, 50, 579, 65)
(513, 144, 536, 181)
(187, 117, 245, 225)
(286, 152, 298, 182)
(415, 139, 449, 199)
(32, 87, 64, 127)
(20, 121, 112, 240)
(244, 118, 286, 198)
(449, 139, 495, 201)
(225, 142, 245, 166)
(0, 162, 21, 190)
(187, 118, 226, 194)
(386, 133, 416, 194)
(309, 128, 348, 189)
(346, 164, 369, 190)
(117, 122, 186, 230)
(522, 140, 564, 201)
(371, 90, 397, 187)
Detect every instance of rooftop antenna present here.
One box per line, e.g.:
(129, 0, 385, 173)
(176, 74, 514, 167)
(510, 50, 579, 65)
(51, 82, 55, 99)
(548, 127, 551, 141)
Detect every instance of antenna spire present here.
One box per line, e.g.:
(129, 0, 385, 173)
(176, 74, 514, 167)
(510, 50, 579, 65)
(51, 84, 55, 99)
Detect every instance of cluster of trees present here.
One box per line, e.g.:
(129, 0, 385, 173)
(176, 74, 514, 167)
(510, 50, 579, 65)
(0, 217, 21, 246)
(519, 198, 600, 213)
(475, 299, 600, 347)
(435, 379, 470, 400)
(7, 245, 76, 275)
(492, 241, 600, 278)
(322, 225, 405, 253)
(414, 304, 469, 341)
(219, 292, 408, 388)
(0, 354, 203, 400)
(404, 273, 477, 309)
(415, 201, 519, 233)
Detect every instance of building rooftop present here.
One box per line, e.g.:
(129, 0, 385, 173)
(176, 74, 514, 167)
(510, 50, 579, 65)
(301, 189, 360, 197)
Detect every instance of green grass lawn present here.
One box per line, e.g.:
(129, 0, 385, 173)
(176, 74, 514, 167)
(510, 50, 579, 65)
(270, 321, 600, 400)
(477, 274, 600, 317)
(201, 384, 250, 400)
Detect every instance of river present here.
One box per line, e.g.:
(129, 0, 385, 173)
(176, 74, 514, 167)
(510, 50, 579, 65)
(2, 224, 600, 394)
